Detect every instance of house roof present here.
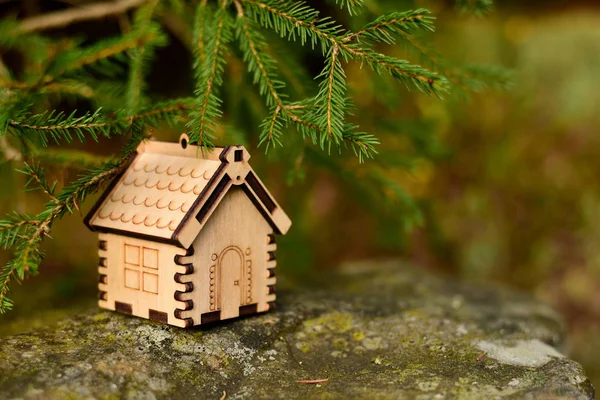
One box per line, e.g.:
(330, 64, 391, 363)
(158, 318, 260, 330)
(84, 135, 291, 249)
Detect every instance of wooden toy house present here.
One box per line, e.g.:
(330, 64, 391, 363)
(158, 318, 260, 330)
(84, 134, 291, 327)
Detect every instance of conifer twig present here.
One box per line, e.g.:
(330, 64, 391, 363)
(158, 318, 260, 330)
(0, 157, 131, 312)
(188, 0, 232, 148)
(193, 0, 209, 66)
(0, 0, 508, 313)
(19, 0, 152, 33)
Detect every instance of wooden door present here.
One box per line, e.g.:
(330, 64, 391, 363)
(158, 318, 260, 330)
(218, 247, 244, 319)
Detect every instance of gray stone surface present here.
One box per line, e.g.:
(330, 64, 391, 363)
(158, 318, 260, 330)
(0, 260, 594, 399)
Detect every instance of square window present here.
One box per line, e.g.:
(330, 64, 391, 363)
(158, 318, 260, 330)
(125, 244, 140, 265)
(143, 248, 159, 269)
(124, 268, 140, 289)
(143, 272, 159, 294)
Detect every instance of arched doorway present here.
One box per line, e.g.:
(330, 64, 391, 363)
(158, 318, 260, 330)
(217, 246, 245, 319)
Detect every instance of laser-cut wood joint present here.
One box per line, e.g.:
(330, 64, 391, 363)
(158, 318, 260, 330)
(85, 135, 291, 328)
(239, 303, 258, 316)
(149, 309, 168, 324)
(201, 310, 221, 324)
(115, 301, 132, 315)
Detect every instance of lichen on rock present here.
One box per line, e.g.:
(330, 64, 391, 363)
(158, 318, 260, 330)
(0, 260, 594, 399)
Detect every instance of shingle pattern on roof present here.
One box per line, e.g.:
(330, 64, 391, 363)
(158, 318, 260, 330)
(90, 152, 220, 240)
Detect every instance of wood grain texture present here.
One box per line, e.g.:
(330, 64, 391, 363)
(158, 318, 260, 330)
(186, 187, 274, 325)
(97, 232, 187, 327)
(89, 137, 288, 327)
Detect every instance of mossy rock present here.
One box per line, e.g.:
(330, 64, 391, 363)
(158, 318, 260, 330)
(0, 260, 594, 399)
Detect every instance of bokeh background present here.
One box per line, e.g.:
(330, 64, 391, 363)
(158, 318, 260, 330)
(1, 0, 599, 389)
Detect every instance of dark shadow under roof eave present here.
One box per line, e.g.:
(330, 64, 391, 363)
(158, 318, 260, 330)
(90, 225, 187, 249)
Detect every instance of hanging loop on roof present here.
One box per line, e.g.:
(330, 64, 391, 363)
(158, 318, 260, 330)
(179, 133, 190, 149)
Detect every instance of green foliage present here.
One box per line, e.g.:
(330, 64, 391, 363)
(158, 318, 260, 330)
(235, 4, 286, 108)
(455, 0, 494, 16)
(188, 0, 234, 148)
(335, 0, 365, 16)
(126, 1, 163, 114)
(346, 9, 435, 44)
(0, 0, 509, 313)
(9, 109, 113, 146)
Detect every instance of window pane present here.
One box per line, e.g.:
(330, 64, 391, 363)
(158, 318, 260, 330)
(143, 248, 159, 269)
(143, 272, 159, 294)
(125, 244, 140, 265)
(124, 268, 140, 289)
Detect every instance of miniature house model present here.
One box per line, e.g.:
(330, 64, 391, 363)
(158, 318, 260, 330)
(85, 135, 291, 327)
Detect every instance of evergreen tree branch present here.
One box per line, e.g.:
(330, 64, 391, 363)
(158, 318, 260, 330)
(19, 0, 152, 33)
(8, 109, 114, 146)
(126, 1, 161, 114)
(344, 46, 446, 95)
(0, 0, 507, 313)
(261, 104, 283, 147)
(314, 44, 346, 145)
(391, 32, 513, 95)
(44, 30, 162, 85)
(7, 98, 193, 148)
(0, 156, 132, 313)
(192, 0, 209, 67)
(243, 0, 343, 52)
(334, 0, 364, 16)
(20, 162, 59, 203)
(234, 0, 286, 108)
(188, 0, 233, 148)
(244, 0, 446, 94)
(343, 9, 435, 44)
(0, 216, 36, 237)
(29, 148, 114, 168)
(129, 97, 195, 125)
(455, 0, 494, 16)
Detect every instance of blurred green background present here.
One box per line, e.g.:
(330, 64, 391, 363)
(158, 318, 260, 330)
(1, 0, 599, 391)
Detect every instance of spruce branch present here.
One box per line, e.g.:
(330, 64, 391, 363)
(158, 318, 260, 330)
(260, 104, 284, 148)
(342, 128, 379, 162)
(450, 64, 514, 93)
(0, 213, 38, 249)
(343, 9, 435, 44)
(0, 156, 132, 313)
(335, 0, 364, 16)
(129, 97, 195, 126)
(20, 162, 59, 203)
(126, 1, 161, 113)
(19, 0, 153, 33)
(314, 44, 346, 146)
(192, 0, 209, 67)
(45, 28, 163, 84)
(243, 0, 344, 53)
(244, 0, 446, 94)
(391, 32, 513, 96)
(455, 0, 494, 16)
(344, 47, 447, 95)
(188, 0, 233, 148)
(29, 148, 115, 169)
(0, 0, 508, 313)
(234, 0, 286, 108)
(5, 97, 193, 150)
(8, 109, 114, 146)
